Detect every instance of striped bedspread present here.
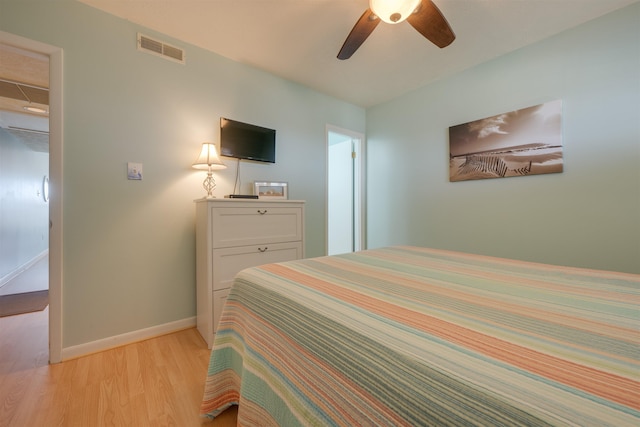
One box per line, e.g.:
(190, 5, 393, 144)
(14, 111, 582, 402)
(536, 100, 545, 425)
(201, 246, 640, 426)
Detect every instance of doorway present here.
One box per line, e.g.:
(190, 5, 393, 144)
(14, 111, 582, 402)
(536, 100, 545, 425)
(0, 31, 63, 363)
(327, 126, 365, 255)
(0, 45, 49, 303)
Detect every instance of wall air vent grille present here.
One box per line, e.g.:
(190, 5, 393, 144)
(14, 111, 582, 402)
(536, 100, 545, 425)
(137, 33, 185, 64)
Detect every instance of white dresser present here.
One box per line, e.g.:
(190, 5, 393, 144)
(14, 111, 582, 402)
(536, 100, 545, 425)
(195, 198, 305, 348)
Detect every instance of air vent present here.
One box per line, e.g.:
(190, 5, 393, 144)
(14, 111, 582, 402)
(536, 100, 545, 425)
(137, 33, 185, 64)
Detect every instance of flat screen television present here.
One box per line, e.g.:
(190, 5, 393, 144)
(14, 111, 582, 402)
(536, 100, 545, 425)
(220, 117, 276, 163)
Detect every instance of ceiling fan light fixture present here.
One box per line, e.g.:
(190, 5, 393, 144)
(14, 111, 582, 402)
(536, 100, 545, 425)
(23, 105, 48, 114)
(338, 0, 454, 60)
(369, 0, 421, 24)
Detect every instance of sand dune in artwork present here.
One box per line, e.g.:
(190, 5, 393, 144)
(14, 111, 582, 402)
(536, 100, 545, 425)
(450, 146, 563, 182)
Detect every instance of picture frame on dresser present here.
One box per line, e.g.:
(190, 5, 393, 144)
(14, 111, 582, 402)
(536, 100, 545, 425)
(254, 181, 288, 199)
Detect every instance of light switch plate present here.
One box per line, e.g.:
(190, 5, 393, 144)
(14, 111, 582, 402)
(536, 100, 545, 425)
(127, 162, 143, 180)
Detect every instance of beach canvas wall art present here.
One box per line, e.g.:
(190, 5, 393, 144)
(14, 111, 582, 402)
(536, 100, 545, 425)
(449, 100, 563, 182)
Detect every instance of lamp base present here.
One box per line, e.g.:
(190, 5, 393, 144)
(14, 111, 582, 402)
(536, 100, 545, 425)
(202, 171, 217, 198)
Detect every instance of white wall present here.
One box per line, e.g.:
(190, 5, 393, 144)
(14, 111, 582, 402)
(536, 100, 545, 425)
(0, 127, 49, 283)
(366, 3, 640, 274)
(1, 0, 365, 349)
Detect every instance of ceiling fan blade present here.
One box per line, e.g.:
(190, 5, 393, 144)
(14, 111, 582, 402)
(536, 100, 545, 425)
(337, 9, 380, 60)
(407, 0, 455, 48)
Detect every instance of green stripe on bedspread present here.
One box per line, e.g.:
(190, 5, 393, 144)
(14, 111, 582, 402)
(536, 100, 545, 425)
(201, 246, 640, 426)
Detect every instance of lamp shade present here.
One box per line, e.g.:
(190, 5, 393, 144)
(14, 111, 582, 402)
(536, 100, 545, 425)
(192, 143, 227, 170)
(369, 0, 420, 24)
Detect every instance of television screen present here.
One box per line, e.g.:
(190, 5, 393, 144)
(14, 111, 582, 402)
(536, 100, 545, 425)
(220, 118, 276, 163)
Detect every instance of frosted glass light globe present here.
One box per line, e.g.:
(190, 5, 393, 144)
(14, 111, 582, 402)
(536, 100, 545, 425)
(369, 0, 421, 24)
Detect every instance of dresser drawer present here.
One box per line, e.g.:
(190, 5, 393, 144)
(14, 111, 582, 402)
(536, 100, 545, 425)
(211, 206, 302, 248)
(212, 241, 303, 291)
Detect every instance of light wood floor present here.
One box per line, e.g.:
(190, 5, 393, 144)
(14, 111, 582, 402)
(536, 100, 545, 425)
(0, 307, 238, 426)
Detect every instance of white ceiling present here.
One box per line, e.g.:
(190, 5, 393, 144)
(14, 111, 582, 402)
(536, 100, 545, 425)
(0, 44, 49, 149)
(75, 0, 639, 107)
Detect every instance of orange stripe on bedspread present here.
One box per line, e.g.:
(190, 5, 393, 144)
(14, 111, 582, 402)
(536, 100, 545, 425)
(322, 255, 637, 347)
(200, 371, 241, 413)
(261, 263, 640, 411)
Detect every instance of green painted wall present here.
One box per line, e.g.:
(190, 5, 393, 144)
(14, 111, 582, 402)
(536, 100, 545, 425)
(1, 0, 365, 347)
(366, 3, 640, 274)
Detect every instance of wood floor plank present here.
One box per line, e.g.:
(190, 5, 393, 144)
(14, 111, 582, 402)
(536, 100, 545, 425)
(0, 308, 236, 426)
(124, 344, 145, 398)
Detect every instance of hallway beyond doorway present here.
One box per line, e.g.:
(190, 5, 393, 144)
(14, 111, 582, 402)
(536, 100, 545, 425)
(0, 255, 48, 296)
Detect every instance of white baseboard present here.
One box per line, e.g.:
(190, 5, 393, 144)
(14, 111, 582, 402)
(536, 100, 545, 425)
(61, 316, 197, 361)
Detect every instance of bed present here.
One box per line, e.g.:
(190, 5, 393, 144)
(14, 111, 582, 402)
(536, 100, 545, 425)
(201, 246, 639, 426)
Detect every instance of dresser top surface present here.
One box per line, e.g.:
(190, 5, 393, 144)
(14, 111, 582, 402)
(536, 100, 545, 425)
(195, 198, 305, 204)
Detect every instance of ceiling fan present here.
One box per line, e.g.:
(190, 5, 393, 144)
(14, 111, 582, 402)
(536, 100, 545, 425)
(337, 0, 455, 60)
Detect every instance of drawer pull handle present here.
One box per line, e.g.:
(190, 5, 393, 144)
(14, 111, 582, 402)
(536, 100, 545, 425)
(258, 247, 268, 252)
(257, 209, 267, 215)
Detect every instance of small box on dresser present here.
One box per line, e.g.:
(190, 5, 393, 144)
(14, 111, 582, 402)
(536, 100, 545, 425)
(195, 198, 305, 348)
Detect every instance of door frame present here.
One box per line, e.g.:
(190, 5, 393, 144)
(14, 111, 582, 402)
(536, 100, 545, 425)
(0, 31, 63, 363)
(325, 124, 366, 255)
